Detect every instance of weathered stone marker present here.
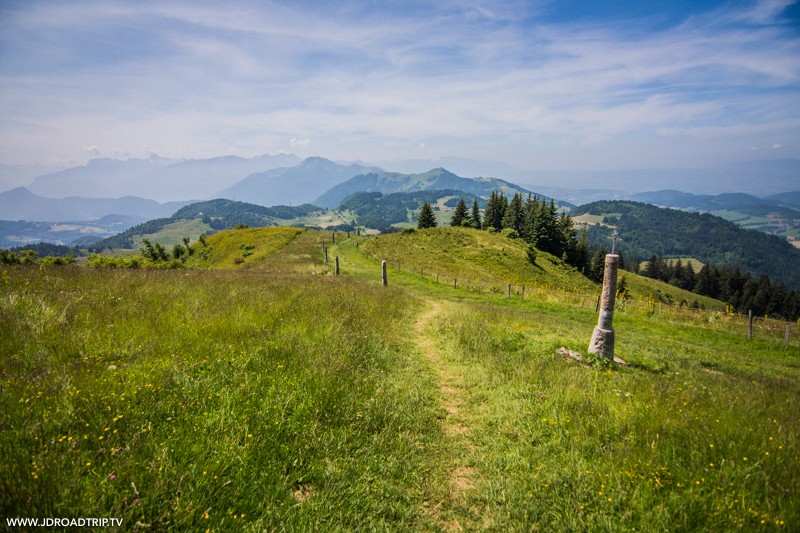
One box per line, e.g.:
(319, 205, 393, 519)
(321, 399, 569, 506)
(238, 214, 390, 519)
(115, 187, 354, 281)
(588, 254, 620, 360)
(335, 255, 340, 276)
(382, 260, 388, 286)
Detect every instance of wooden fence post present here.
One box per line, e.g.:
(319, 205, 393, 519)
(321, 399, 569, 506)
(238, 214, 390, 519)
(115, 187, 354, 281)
(454, 278, 457, 289)
(335, 255, 340, 276)
(382, 260, 387, 286)
(522, 284, 525, 299)
(785, 324, 791, 348)
(508, 283, 511, 299)
(748, 310, 753, 339)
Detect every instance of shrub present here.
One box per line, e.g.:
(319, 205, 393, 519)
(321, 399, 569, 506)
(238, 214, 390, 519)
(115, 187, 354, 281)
(501, 228, 519, 239)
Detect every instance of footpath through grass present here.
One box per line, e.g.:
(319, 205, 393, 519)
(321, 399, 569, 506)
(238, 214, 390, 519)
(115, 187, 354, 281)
(334, 231, 800, 530)
(2, 227, 799, 530)
(0, 236, 447, 530)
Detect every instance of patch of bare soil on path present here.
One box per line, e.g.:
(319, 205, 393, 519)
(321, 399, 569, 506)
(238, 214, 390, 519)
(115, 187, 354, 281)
(414, 301, 482, 528)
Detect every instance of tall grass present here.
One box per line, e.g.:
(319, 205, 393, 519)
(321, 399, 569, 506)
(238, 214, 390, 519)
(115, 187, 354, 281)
(0, 266, 443, 530)
(428, 301, 800, 530)
(2, 225, 799, 530)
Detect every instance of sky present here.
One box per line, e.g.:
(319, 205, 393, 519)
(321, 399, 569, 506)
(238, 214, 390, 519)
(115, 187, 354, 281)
(1, 0, 799, 174)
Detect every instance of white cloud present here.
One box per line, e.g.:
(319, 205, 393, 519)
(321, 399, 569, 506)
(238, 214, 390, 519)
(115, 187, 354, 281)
(290, 137, 311, 149)
(0, 0, 798, 170)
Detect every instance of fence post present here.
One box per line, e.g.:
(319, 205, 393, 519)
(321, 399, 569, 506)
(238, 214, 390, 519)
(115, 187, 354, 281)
(324, 244, 328, 263)
(335, 255, 340, 276)
(382, 260, 388, 286)
(508, 283, 511, 299)
(785, 324, 791, 348)
(748, 310, 753, 339)
(332, 232, 335, 244)
(454, 278, 457, 289)
(522, 284, 525, 299)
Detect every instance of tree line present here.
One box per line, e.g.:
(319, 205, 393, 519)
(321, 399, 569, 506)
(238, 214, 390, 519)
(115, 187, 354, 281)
(574, 200, 800, 292)
(636, 255, 800, 321)
(420, 192, 595, 275)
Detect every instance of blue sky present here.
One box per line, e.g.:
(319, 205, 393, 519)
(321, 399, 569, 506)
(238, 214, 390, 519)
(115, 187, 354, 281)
(0, 0, 798, 174)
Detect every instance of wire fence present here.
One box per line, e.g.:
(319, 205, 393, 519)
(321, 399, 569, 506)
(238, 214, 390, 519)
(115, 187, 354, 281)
(381, 257, 799, 349)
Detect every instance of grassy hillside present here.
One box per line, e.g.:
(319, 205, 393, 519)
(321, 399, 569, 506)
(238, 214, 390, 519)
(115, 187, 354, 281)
(573, 200, 800, 291)
(2, 226, 798, 530)
(183, 226, 304, 270)
(358, 226, 723, 310)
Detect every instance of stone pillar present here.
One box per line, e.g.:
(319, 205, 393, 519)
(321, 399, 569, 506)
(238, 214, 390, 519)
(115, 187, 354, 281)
(589, 254, 619, 360)
(382, 260, 387, 286)
(335, 255, 340, 276)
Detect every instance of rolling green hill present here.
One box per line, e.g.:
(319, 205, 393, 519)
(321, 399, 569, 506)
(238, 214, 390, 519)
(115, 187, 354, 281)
(573, 200, 800, 291)
(3, 225, 797, 530)
(339, 189, 484, 232)
(89, 199, 325, 251)
(358, 227, 724, 309)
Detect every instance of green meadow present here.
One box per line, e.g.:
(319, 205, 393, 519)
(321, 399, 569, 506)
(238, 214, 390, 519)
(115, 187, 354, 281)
(1, 227, 798, 530)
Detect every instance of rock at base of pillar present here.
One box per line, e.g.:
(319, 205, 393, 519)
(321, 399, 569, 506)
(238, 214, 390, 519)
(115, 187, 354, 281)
(588, 326, 615, 360)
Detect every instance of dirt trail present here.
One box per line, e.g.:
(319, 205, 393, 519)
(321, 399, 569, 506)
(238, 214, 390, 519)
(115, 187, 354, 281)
(413, 300, 480, 528)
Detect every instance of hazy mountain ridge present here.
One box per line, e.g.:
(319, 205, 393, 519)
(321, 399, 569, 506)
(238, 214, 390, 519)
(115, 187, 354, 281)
(314, 168, 543, 209)
(0, 187, 189, 222)
(216, 157, 381, 207)
(628, 190, 798, 212)
(26, 153, 300, 202)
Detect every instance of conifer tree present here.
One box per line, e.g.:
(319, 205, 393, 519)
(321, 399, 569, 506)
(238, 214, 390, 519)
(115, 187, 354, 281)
(559, 211, 577, 262)
(483, 191, 506, 230)
(531, 199, 560, 255)
(502, 192, 525, 234)
(522, 194, 539, 241)
(483, 191, 498, 230)
(417, 202, 438, 229)
(450, 198, 469, 227)
(470, 200, 482, 229)
(589, 247, 608, 282)
(574, 225, 591, 274)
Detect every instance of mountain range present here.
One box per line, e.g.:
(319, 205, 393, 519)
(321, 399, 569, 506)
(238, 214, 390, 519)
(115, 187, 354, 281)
(216, 157, 381, 207)
(26, 153, 300, 202)
(0, 187, 188, 222)
(314, 168, 540, 209)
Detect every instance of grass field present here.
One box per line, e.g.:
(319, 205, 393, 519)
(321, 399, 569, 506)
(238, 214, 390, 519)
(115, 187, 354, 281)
(2, 227, 798, 530)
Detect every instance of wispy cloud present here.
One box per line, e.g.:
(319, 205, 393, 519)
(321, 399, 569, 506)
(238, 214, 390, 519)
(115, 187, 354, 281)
(0, 0, 798, 170)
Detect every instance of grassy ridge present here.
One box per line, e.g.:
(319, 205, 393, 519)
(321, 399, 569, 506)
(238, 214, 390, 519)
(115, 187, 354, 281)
(184, 226, 304, 269)
(360, 227, 724, 310)
(363, 227, 598, 293)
